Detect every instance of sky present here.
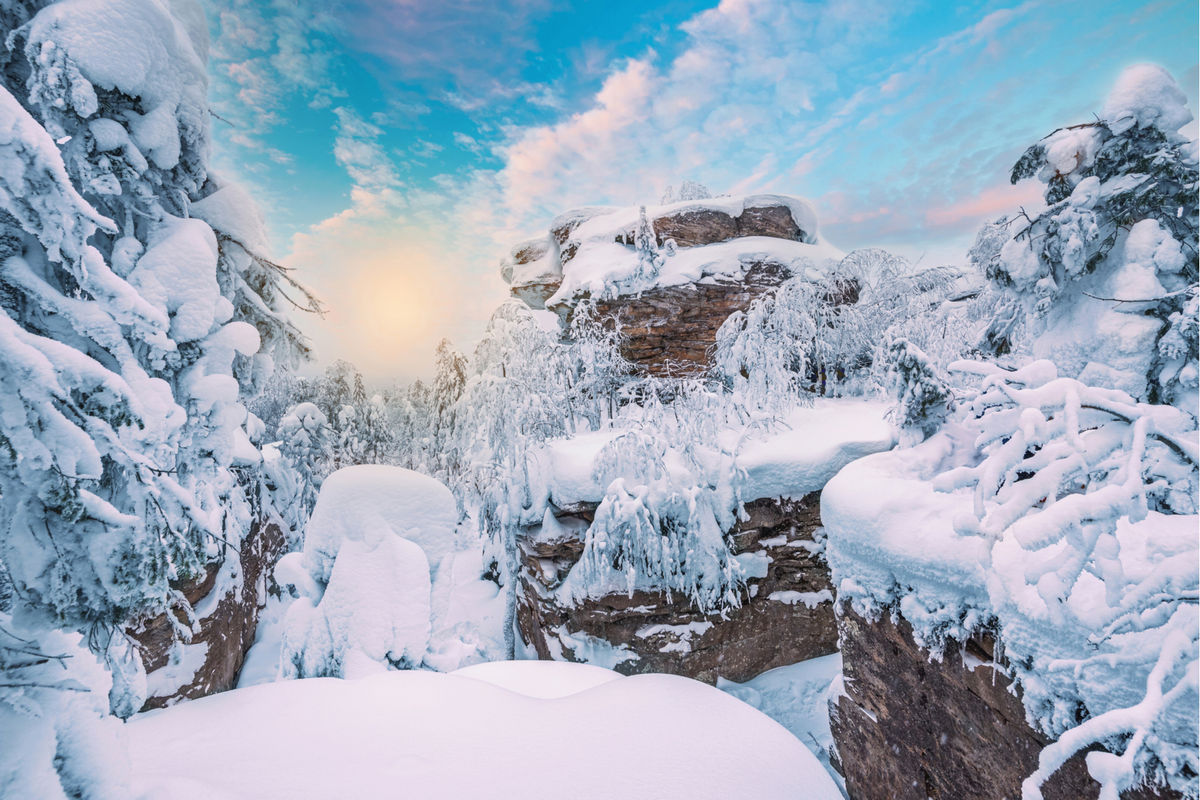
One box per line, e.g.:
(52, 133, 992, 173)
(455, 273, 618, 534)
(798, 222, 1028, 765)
(202, 0, 1199, 384)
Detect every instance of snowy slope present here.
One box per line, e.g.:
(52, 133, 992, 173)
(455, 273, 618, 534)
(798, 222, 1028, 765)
(127, 662, 842, 799)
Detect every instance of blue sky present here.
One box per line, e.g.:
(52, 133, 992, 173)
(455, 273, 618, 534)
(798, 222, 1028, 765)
(204, 0, 1199, 382)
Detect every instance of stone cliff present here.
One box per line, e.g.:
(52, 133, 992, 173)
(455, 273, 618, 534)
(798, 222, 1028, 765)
(502, 193, 841, 376)
(516, 495, 838, 683)
(830, 607, 1183, 800)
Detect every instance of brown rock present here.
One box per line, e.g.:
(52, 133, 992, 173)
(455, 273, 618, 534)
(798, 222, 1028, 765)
(587, 260, 791, 376)
(830, 606, 1181, 800)
(738, 203, 810, 242)
(652, 207, 739, 248)
(516, 495, 839, 684)
(132, 517, 287, 709)
(511, 237, 552, 265)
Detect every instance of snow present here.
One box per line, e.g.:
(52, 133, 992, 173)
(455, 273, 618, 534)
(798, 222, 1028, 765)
(1102, 63, 1194, 136)
(282, 536, 431, 679)
(635, 620, 715, 653)
(450, 659, 621, 698)
(539, 398, 894, 508)
(732, 399, 896, 500)
(27, 0, 210, 169)
(822, 429, 993, 646)
(769, 589, 834, 608)
(426, 547, 508, 671)
(718, 653, 845, 788)
(145, 642, 209, 701)
(551, 235, 843, 305)
(272, 466, 467, 678)
(301, 465, 458, 582)
(126, 663, 842, 799)
(128, 216, 220, 342)
(190, 182, 272, 256)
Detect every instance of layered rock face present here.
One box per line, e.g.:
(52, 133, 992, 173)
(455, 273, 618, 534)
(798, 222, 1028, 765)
(593, 261, 788, 376)
(516, 495, 838, 684)
(501, 194, 827, 317)
(132, 517, 287, 709)
(830, 607, 1182, 800)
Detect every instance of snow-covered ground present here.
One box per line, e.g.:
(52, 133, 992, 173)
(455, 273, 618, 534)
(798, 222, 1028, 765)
(128, 661, 843, 800)
(718, 653, 845, 793)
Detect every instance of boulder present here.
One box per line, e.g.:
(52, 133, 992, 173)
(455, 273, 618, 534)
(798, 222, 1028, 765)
(502, 236, 563, 310)
(830, 606, 1182, 800)
(132, 516, 287, 709)
(650, 200, 812, 248)
(516, 495, 838, 684)
(652, 207, 739, 247)
(738, 202, 809, 241)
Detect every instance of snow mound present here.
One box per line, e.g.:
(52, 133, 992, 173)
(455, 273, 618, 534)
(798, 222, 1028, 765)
(281, 537, 431, 679)
(127, 664, 841, 799)
(425, 548, 507, 671)
(274, 466, 460, 679)
(450, 659, 622, 698)
(1102, 64, 1193, 135)
(735, 399, 896, 499)
(303, 464, 458, 581)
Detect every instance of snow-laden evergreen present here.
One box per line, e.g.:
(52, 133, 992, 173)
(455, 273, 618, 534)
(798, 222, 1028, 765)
(0, 1, 313, 796)
(972, 62, 1197, 406)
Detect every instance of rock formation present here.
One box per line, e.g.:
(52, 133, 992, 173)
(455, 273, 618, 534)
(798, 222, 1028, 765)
(132, 517, 287, 709)
(501, 194, 836, 358)
(592, 261, 789, 375)
(516, 495, 838, 684)
(830, 607, 1183, 800)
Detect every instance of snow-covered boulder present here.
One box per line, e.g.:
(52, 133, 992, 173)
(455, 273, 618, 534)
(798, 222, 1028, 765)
(302, 464, 458, 582)
(127, 662, 842, 799)
(281, 537, 431, 679)
(275, 466, 459, 679)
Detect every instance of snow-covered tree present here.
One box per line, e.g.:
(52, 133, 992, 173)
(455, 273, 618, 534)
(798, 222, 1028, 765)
(428, 339, 468, 479)
(884, 338, 955, 441)
(715, 249, 961, 409)
(454, 301, 570, 657)
(972, 64, 1198, 407)
(715, 275, 818, 412)
(661, 180, 713, 204)
(0, 0, 314, 794)
(277, 402, 332, 519)
(564, 298, 631, 429)
(632, 205, 663, 285)
(935, 359, 1197, 798)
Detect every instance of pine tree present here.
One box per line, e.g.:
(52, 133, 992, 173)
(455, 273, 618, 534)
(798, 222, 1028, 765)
(0, 0, 313, 793)
(971, 64, 1197, 407)
(632, 205, 663, 285)
(884, 338, 954, 440)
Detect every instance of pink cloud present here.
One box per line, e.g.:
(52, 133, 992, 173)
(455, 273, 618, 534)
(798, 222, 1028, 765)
(925, 179, 1044, 228)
